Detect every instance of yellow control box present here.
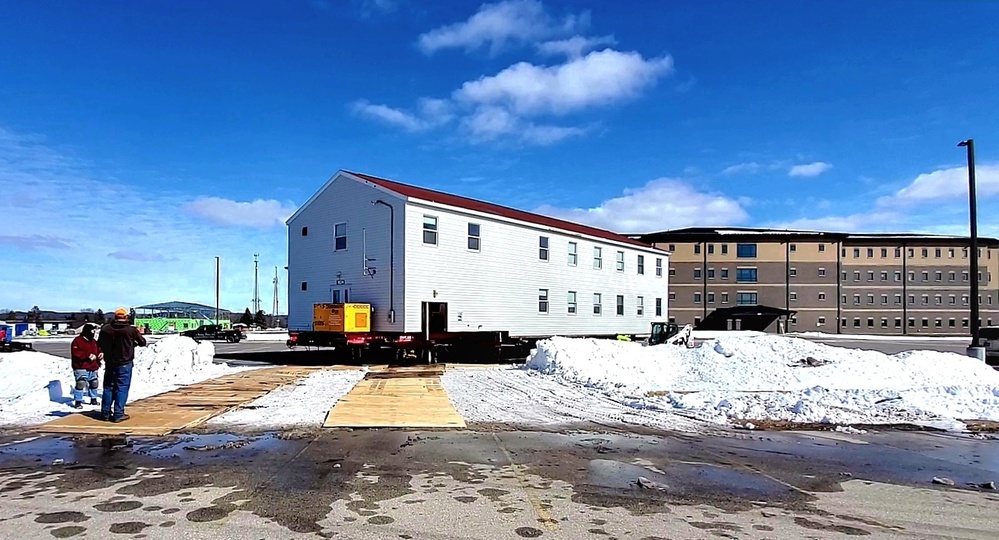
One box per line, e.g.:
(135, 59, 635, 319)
(313, 303, 371, 333)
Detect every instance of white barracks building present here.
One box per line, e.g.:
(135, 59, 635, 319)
(286, 170, 670, 338)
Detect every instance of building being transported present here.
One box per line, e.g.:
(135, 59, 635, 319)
(286, 170, 670, 338)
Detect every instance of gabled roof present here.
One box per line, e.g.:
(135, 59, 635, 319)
(348, 171, 652, 249)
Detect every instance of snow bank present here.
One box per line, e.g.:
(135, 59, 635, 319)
(241, 331, 289, 342)
(525, 335, 999, 427)
(0, 335, 248, 426)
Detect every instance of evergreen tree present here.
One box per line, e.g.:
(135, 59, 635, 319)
(95, 309, 105, 323)
(240, 308, 253, 325)
(253, 310, 267, 328)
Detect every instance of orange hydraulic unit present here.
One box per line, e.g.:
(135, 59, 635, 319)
(313, 303, 371, 333)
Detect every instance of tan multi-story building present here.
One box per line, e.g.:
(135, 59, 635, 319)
(633, 227, 999, 335)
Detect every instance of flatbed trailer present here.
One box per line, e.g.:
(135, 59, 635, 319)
(287, 303, 683, 364)
(287, 329, 532, 363)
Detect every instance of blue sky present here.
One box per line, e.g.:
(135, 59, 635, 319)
(2, 0, 998, 312)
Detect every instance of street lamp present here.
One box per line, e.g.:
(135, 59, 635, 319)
(958, 139, 984, 360)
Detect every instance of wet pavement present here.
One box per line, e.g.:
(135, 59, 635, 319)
(0, 427, 997, 538)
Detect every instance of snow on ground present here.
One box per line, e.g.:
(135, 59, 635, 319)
(442, 367, 712, 433)
(790, 331, 972, 342)
(523, 335, 999, 428)
(241, 331, 289, 342)
(209, 369, 364, 429)
(0, 335, 250, 426)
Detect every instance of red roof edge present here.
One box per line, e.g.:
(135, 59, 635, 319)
(347, 171, 653, 249)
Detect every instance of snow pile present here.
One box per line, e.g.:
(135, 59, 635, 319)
(0, 335, 248, 426)
(525, 335, 999, 427)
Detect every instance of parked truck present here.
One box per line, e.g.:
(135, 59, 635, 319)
(181, 324, 243, 343)
(0, 324, 33, 353)
(288, 303, 685, 363)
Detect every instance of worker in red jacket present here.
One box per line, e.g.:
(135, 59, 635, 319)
(70, 324, 103, 409)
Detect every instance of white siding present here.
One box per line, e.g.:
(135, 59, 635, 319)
(286, 175, 406, 332)
(402, 201, 669, 337)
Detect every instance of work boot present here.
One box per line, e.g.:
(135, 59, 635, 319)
(73, 401, 83, 409)
(111, 414, 130, 423)
(90, 398, 99, 406)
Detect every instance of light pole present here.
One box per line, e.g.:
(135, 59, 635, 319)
(959, 139, 984, 360)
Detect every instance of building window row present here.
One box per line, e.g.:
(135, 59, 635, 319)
(841, 292, 993, 306)
(693, 291, 732, 304)
(419, 218, 665, 273)
(540, 290, 663, 317)
(843, 246, 990, 259)
(840, 317, 995, 329)
(692, 243, 757, 258)
(841, 270, 992, 284)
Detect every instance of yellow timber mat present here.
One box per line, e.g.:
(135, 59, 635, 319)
(37, 366, 357, 436)
(323, 364, 466, 429)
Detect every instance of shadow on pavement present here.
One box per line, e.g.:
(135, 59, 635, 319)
(214, 349, 363, 366)
(214, 348, 523, 367)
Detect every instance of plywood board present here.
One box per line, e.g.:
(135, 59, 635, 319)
(36, 365, 328, 436)
(323, 370, 465, 429)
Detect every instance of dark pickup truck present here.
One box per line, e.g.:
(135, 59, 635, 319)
(181, 325, 243, 343)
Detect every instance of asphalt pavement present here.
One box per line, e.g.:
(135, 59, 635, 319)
(0, 428, 996, 539)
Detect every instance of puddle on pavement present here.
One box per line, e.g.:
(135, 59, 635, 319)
(131, 433, 292, 461)
(587, 458, 797, 502)
(0, 432, 303, 469)
(0, 437, 84, 466)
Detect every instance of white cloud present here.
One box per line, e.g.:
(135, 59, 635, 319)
(720, 162, 761, 176)
(455, 49, 673, 116)
(108, 250, 176, 263)
(417, 0, 588, 56)
(0, 234, 74, 251)
(882, 164, 999, 204)
(774, 211, 899, 233)
(356, 48, 670, 145)
(461, 106, 586, 144)
(537, 35, 616, 58)
(521, 124, 587, 145)
(534, 178, 749, 233)
(788, 161, 833, 177)
(356, 3, 671, 146)
(182, 197, 296, 228)
(350, 98, 453, 132)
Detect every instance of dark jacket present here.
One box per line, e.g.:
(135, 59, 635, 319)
(98, 320, 147, 367)
(70, 335, 101, 371)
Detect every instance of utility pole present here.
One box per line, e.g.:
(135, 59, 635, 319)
(272, 266, 279, 318)
(959, 139, 984, 360)
(252, 253, 260, 314)
(215, 256, 220, 325)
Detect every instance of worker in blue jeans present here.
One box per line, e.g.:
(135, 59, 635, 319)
(97, 308, 146, 422)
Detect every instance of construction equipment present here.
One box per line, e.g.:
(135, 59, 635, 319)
(647, 322, 692, 346)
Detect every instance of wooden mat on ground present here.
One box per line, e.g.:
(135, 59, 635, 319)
(36, 365, 349, 436)
(323, 364, 466, 429)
